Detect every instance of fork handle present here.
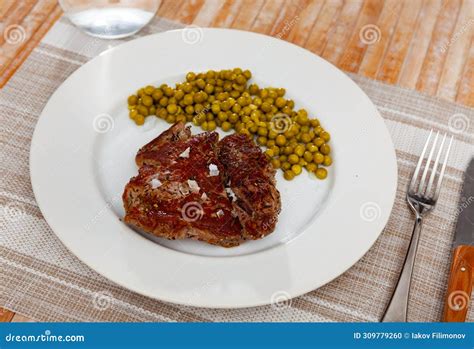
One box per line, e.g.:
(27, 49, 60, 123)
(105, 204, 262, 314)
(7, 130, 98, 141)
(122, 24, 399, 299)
(382, 217, 423, 322)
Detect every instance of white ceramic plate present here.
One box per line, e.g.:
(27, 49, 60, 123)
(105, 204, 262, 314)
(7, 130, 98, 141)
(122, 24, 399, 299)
(30, 28, 397, 308)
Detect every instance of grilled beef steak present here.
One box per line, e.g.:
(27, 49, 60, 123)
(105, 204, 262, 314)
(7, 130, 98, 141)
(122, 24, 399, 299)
(122, 122, 281, 247)
(123, 122, 242, 247)
(217, 134, 281, 239)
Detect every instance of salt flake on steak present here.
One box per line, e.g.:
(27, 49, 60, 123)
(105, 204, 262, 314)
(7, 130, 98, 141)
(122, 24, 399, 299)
(208, 163, 219, 176)
(225, 187, 237, 202)
(179, 147, 190, 158)
(150, 178, 162, 189)
(187, 179, 200, 193)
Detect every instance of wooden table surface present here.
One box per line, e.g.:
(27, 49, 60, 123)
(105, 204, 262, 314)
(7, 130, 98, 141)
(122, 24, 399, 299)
(0, 0, 473, 322)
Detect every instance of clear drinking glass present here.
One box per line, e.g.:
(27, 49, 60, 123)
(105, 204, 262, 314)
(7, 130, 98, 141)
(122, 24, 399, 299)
(59, 0, 161, 39)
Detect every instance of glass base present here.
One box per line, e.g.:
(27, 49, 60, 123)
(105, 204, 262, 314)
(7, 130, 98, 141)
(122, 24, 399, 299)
(66, 7, 154, 39)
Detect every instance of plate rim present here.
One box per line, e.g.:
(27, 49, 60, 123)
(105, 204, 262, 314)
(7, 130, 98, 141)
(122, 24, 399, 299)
(30, 27, 398, 308)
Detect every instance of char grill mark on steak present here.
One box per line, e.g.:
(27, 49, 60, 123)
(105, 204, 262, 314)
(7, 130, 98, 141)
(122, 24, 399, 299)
(123, 122, 242, 247)
(217, 134, 281, 239)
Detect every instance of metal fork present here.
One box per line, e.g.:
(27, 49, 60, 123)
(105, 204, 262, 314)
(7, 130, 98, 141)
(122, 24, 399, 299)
(382, 130, 453, 322)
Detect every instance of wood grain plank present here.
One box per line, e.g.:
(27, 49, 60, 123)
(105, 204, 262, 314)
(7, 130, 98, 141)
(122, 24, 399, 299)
(436, 0, 473, 101)
(211, 0, 244, 27)
(192, 0, 225, 27)
(174, 0, 207, 24)
(230, 0, 266, 30)
(0, 2, 61, 88)
(251, 0, 286, 34)
(398, 0, 443, 89)
(358, 0, 404, 79)
(157, 0, 185, 20)
(0, 0, 17, 20)
(375, 0, 424, 84)
(455, 37, 474, 106)
(304, 0, 344, 55)
(286, 0, 325, 47)
(0, 308, 15, 322)
(0, 0, 37, 47)
(337, 0, 385, 72)
(320, 0, 364, 66)
(416, 0, 462, 95)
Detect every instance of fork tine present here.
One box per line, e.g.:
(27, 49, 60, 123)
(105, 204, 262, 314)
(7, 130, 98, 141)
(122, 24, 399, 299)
(409, 130, 433, 193)
(433, 135, 453, 200)
(426, 133, 446, 195)
(418, 131, 439, 194)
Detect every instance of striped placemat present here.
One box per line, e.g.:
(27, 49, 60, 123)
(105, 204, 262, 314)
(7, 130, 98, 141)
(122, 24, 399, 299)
(0, 16, 472, 322)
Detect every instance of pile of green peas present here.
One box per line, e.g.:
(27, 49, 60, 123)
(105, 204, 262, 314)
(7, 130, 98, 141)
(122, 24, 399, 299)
(127, 68, 332, 180)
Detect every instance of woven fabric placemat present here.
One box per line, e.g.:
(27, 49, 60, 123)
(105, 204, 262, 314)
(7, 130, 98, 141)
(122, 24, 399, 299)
(1, 16, 473, 322)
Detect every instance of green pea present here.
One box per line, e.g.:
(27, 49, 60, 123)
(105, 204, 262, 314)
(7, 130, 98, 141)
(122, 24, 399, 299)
(211, 103, 221, 114)
(249, 84, 259, 95)
(275, 135, 287, 146)
(186, 72, 196, 81)
(159, 97, 168, 107)
(294, 145, 305, 157)
(321, 131, 331, 142)
(135, 114, 145, 125)
(275, 97, 286, 109)
(174, 90, 184, 101)
(314, 137, 325, 147)
(306, 144, 318, 153)
(315, 168, 327, 180)
(313, 152, 324, 164)
(261, 102, 272, 113)
(185, 105, 194, 114)
(320, 144, 331, 155)
(288, 154, 299, 164)
(128, 95, 138, 105)
(271, 158, 281, 169)
(303, 151, 313, 162)
(323, 155, 332, 166)
(167, 104, 178, 115)
(222, 121, 232, 131)
(142, 95, 153, 107)
(137, 105, 148, 116)
(306, 163, 317, 172)
(207, 120, 217, 131)
(144, 85, 154, 95)
(291, 164, 302, 175)
(284, 170, 295, 180)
